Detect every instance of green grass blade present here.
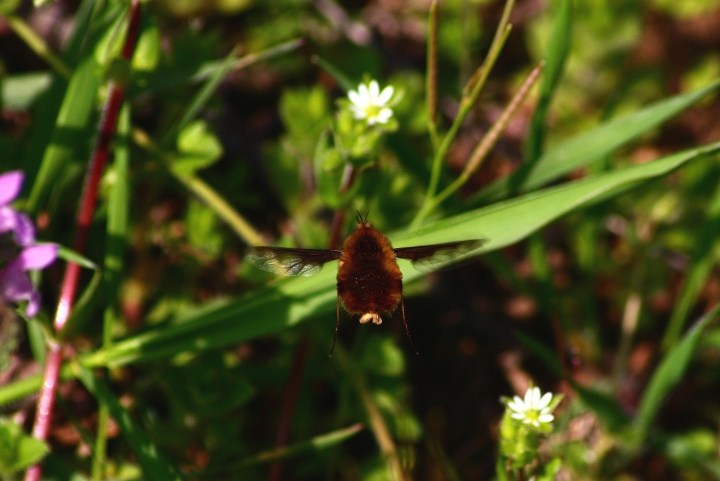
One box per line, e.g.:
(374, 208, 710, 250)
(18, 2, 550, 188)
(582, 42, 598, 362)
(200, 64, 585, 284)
(473, 78, 720, 204)
(524, 0, 572, 165)
(240, 423, 363, 466)
(130, 38, 303, 95)
(574, 384, 630, 433)
(26, 56, 101, 213)
(0, 364, 75, 408)
(634, 304, 720, 439)
(662, 181, 720, 350)
(160, 48, 239, 145)
(78, 141, 720, 368)
(1, 72, 53, 110)
(104, 104, 130, 330)
(74, 364, 182, 481)
(93, 104, 130, 481)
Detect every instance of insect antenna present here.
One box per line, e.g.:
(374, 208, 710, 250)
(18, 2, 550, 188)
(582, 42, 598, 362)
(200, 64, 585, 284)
(400, 291, 419, 355)
(329, 294, 341, 357)
(355, 210, 371, 225)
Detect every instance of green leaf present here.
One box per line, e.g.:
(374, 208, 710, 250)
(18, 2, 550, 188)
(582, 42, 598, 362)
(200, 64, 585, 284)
(0, 418, 48, 475)
(161, 47, 239, 146)
(57, 245, 99, 270)
(185, 199, 223, 257)
(574, 384, 630, 433)
(27, 55, 101, 213)
(0, 72, 52, 110)
(313, 130, 359, 209)
(0, 0, 21, 14)
(513, 331, 562, 376)
(104, 104, 131, 301)
(239, 424, 363, 466)
(132, 14, 161, 72)
(280, 86, 330, 152)
(633, 303, 720, 439)
(663, 180, 720, 349)
(361, 336, 405, 376)
(473, 78, 720, 204)
(312, 54, 355, 92)
(74, 364, 182, 481)
(172, 120, 223, 174)
(525, 0, 572, 164)
(78, 141, 720, 369)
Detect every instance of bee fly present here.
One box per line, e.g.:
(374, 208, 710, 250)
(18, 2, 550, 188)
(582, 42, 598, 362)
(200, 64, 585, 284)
(246, 213, 485, 355)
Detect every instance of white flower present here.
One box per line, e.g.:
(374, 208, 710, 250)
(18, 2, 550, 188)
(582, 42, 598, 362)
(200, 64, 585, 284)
(347, 80, 394, 125)
(507, 386, 555, 427)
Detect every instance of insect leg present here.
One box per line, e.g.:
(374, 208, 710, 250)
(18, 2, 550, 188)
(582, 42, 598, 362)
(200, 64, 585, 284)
(400, 291, 419, 355)
(330, 293, 341, 357)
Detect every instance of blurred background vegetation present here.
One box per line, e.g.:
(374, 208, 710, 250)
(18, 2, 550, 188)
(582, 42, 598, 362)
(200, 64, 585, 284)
(2, 0, 720, 480)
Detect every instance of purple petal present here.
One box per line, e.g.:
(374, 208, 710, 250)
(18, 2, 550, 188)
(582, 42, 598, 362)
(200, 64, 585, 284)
(25, 290, 42, 318)
(0, 258, 49, 318)
(0, 263, 34, 300)
(16, 244, 58, 270)
(0, 171, 24, 206)
(13, 212, 36, 245)
(0, 206, 18, 234)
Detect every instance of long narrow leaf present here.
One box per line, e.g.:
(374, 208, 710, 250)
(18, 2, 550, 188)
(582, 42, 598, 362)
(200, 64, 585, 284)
(524, 0, 572, 165)
(634, 304, 720, 438)
(662, 181, 720, 349)
(26, 56, 100, 213)
(473, 79, 720, 203)
(241, 424, 363, 466)
(78, 141, 720, 368)
(74, 364, 182, 481)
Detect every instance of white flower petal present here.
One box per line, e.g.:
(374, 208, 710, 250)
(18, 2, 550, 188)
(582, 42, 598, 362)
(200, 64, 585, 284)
(538, 392, 553, 409)
(523, 388, 534, 406)
(378, 86, 394, 104)
(358, 83, 370, 100)
(368, 80, 379, 99)
(375, 109, 392, 123)
(348, 80, 395, 126)
(510, 412, 525, 420)
(507, 398, 523, 411)
(348, 90, 362, 105)
(539, 413, 554, 423)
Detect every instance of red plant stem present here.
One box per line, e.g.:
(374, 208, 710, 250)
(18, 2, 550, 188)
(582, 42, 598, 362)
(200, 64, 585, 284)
(267, 338, 309, 481)
(24, 3, 142, 481)
(268, 165, 357, 480)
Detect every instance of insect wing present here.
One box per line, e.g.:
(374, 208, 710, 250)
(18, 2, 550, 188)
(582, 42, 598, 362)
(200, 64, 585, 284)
(246, 247, 342, 277)
(394, 239, 486, 270)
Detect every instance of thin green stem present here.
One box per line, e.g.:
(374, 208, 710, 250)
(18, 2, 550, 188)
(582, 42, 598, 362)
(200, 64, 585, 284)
(161, 46, 241, 146)
(412, 1, 515, 228)
(426, 0, 440, 151)
(92, 104, 131, 480)
(332, 345, 408, 481)
(6, 15, 72, 79)
(417, 61, 543, 221)
(177, 173, 265, 246)
(132, 128, 265, 246)
(193, 38, 304, 83)
(163, 38, 304, 146)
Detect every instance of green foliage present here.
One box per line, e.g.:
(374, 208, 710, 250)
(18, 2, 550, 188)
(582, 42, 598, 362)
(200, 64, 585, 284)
(173, 119, 224, 174)
(2, 0, 720, 479)
(0, 418, 48, 476)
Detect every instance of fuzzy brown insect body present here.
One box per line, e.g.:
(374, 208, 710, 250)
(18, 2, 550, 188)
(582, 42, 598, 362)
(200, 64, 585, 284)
(337, 223, 403, 326)
(246, 214, 485, 355)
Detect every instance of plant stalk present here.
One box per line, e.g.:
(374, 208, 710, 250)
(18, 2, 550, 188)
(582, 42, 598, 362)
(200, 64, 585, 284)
(24, 3, 142, 480)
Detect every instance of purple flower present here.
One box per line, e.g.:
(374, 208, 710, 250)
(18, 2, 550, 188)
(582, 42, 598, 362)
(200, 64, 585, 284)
(0, 171, 35, 246)
(0, 171, 57, 317)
